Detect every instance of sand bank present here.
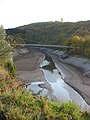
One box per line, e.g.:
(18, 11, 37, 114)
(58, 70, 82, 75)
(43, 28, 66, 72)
(14, 49, 45, 84)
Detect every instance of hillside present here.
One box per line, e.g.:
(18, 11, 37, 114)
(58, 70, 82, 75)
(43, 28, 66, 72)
(6, 20, 90, 45)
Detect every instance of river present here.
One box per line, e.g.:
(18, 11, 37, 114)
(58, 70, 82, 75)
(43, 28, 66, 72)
(27, 54, 90, 111)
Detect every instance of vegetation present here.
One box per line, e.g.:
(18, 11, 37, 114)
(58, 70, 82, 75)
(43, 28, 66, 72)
(5, 34, 24, 48)
(64, 35, 90, 57)
(0, 65, 90, 120)
(6, 20, 90, 57)
(6, 20, 90, 44)
(0, 25, 11, 59)
(0, 25, 16, 77)
(4, 59, 16, 77)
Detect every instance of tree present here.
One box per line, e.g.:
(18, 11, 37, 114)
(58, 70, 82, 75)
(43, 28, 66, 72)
(64, 36, 83, 47)
(64, 35, 90, 57)
(0, 25, 6, 40)
(0, 25, 12, 59)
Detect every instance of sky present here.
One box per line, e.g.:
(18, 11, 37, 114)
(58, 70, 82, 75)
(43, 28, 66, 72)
(0, 0, 90, 29)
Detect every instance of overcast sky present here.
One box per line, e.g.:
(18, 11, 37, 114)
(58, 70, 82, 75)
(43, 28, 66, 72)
(0, 0, 90, 28)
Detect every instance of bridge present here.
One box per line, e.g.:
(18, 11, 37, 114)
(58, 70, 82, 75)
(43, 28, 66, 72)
(16, 44, 74, 49)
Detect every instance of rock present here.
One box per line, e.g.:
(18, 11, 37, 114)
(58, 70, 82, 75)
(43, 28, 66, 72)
(61, 54, 69, 59)
(83, 71, 90, 78)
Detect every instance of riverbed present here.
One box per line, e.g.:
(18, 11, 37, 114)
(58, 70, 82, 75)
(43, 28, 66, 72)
(14, 48, 90, 111)
(27, 55, 90, 111)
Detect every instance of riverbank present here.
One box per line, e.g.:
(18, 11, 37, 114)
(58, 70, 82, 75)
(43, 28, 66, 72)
(14, 48, 45, 84)
(50, 53, 90, 105)
(37, 48, 90, 105)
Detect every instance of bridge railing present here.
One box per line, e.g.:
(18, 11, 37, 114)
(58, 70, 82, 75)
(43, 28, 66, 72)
(14, 44, 74, 49)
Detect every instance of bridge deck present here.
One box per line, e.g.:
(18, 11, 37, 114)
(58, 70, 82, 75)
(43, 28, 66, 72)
(16, 44, 74, 48)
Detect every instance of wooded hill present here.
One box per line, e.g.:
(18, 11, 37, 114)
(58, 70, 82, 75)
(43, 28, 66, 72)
(6, 21, 90, 57)
(6, 20, 90, 45)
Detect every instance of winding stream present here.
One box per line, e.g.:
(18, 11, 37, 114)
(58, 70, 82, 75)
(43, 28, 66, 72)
(27, 55, 90, 111)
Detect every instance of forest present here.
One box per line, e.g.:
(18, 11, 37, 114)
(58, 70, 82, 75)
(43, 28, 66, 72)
(6, 20, 90, 57)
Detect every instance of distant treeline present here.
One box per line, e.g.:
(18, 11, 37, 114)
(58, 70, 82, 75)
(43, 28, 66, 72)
(6, 21, 90, 57)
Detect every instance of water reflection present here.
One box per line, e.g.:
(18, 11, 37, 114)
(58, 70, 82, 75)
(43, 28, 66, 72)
(41, 55, 56, 72)
(27, 82, 48, 96)
(41, 56, 90, 110)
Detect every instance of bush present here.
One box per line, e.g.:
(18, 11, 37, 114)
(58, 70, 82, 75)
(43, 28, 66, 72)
(64, 36, 90, 58)
(4, 59, 16, 77)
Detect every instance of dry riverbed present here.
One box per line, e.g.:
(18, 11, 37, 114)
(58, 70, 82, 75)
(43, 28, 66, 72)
(14, 48, 90, 106)
(14, 49, 45, 84)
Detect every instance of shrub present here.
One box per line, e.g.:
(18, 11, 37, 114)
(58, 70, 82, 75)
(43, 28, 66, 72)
(4, 59, 16, 77)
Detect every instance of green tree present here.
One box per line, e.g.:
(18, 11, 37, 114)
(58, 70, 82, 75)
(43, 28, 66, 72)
(64, 35, 90, 57)
(0, 25, 12, 59)
(4, 59, 16, 77)
(64, 36, 83, 47)
(0, 25, 6, 40)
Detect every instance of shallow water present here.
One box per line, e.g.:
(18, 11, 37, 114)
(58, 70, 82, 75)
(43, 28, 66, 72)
(28, 55, 90, 111)
(27, 81, 48, 96)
